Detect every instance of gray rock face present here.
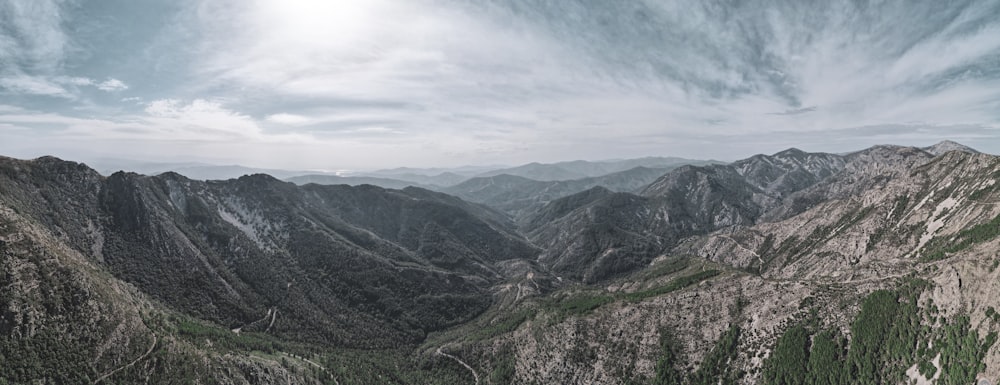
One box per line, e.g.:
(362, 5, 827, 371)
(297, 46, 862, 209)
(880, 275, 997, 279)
(731, 148, 846, 198)
(922, 140, 980, 156)
(0, 156, 538, 350)
(690, 148, 1000, 279)
(7, 140, 1000, 385)
(526, 148, 848, 282)
(492, 144, 1000, 385)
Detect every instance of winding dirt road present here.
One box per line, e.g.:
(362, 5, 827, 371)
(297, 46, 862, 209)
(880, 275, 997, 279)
(436, 347, 480, 385)
(92, 335, 157, 384)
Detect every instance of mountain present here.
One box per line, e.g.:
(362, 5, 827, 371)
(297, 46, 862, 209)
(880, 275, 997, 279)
(523, 148, 847, 282)
(5, 140, 1000, 385)
(350, 171, 469, 187)
(162, 165, 325, 180)
(357, 165, 501, 187)
(0, 185, 321, 384)
(683, 146, 981, 276)
(0, 156, 537, 383)
(759, 145, 933, 222)
(476, 162, 589, 181)
(441, 142, 1000, 384)
(285, 174, 438, 190)
(364, 165, 502, 177)
(728, 147, 847, 198)
(88, 158, 330, 180)
(922, 139, 980, 156)
(294, 157, 717, 188)
(475, 157, 721, 181)
(523, 186, 673, 282)
(443, 166, 670, 221)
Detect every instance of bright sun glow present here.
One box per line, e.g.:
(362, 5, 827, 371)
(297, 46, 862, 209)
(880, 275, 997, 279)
(253, 0, 385, 50)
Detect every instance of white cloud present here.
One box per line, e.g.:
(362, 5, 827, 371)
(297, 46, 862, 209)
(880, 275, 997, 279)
(0, 100, 307, 144)
(265, 113, 312, 125)
(96, 78, 128, 92)
(3, 0, 1000, 168)
(54, 76, 94, 86)
(0, 0, 71, 72)
(0, 75, 70, 97)
(191, 0, 1000, 161)
(196, 0, 576, 102)
(142, 98, 281, 141)
(0, 104, 464, 169)
(55, 76, 129, 92)
(350, 126, 402, 135)
(0, 74, 129, 97)
(0, 105, 25, 113)
(144, 98, 193, 117)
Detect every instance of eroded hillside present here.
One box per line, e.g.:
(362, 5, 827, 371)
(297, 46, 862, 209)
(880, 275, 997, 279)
(3, 143, 1000, 384)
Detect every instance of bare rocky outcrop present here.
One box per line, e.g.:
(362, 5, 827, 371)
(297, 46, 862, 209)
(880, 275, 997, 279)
(6, 142, 1000, 384)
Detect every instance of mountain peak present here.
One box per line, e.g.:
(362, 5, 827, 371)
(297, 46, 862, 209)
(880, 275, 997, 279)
(33, 155, 67, 163)
(30, 155, 91, 170)
(774, 147, 806, 157)
(922, 140, 979, 156)
(236, 173, 282, 182)
(156, 171, 190, 181)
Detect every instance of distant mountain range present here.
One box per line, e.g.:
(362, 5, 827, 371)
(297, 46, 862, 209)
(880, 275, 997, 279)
(443, 166, 674, 221)
(284, 174, 440, 190)
(93, 156, 720, 188)
(4, 141, 1000, 384)
(473, 157, 723, 181)
(288, 171, 469, 189)
(85, 158, 327, 180)
(285, 157, 720, 192)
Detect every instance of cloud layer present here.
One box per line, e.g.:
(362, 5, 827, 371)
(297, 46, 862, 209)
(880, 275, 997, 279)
(1, 0, 1000, 169)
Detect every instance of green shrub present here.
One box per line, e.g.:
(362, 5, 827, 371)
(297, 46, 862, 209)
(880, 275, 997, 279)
(624, 270, 721, 302)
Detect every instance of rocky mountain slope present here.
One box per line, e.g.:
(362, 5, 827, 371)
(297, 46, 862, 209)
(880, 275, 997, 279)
(923, 140, 980, 156)
(0, 156, 539, 383)
(430, 143, 1000, 385)
(0, 200, 329, 384)
(3, 141, 1000, 385)
(444, 166, 670, 221)
(5, 157, 544, 345)
(523, 148, 846, 282)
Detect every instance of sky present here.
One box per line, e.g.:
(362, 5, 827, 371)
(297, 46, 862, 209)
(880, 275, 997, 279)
(2, 0, 1000, 171)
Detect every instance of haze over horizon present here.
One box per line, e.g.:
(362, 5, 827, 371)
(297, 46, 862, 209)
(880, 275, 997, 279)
(2, 0, 1000, 170)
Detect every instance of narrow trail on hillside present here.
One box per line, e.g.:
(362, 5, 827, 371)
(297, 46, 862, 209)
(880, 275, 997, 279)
(232, 307, 277, 334)
(436, 346, 480, 385)
(282, 352, 340, 385)
(719, 235, 764, 266)
(92, 335, 157, 384)
(763, 259, 950, 286)
(265, 308, 278, 333)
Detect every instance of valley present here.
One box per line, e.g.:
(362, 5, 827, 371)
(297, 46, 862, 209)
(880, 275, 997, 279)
(2, 141, 1000, 384)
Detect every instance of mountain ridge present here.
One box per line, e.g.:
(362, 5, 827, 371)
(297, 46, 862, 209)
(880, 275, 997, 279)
(0, 156, 538, 348)
(5, 140, 1000, 384)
